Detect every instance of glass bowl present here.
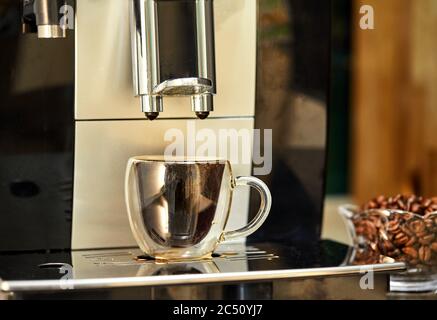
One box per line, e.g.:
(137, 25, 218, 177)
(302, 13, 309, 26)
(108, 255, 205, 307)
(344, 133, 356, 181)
(339, 204, 437, 270)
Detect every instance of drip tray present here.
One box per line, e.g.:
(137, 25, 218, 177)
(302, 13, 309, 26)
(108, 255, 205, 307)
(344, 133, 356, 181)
(0, 241, 405, 293)
(81, 245, 279, 266)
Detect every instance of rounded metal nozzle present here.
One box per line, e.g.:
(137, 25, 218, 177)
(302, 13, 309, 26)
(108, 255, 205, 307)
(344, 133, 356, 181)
(140, 95, 163, 120)
(195, 112, 210, 120)
(145, 112, 159, 120)
(191, 94, 213, 119)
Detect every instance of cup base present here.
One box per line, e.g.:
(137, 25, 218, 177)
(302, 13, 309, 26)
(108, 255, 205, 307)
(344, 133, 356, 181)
(151, 252, 214, 263)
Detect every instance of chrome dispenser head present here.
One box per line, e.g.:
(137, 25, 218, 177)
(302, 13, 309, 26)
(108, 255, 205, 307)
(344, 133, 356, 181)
(22, 0, 67, 39)
(130, 0, 216, 120)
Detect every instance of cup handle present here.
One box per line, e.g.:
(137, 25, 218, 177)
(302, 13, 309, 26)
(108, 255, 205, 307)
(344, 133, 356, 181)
(222, 176, 272, 241)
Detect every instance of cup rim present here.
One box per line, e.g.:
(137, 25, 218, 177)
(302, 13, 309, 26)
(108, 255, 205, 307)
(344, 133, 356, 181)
(128, 155, 228, 164)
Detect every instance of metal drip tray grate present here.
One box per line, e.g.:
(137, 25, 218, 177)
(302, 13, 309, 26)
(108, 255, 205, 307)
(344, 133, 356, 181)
(0, 241, 405, 293)
(81, 246, 279, 267)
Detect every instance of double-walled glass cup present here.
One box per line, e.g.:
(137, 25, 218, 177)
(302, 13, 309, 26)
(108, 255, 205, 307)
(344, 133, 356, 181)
(125, 156, 271, 261)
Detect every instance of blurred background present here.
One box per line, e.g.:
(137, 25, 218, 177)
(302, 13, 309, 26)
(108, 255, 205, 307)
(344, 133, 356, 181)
(257, 0, 437, 243)
(329, 0, 437, 203)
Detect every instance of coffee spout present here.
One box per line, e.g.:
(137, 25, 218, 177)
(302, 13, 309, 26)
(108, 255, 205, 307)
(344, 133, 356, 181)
(192, 94, 213, 120)
(130, 0, 216, 118)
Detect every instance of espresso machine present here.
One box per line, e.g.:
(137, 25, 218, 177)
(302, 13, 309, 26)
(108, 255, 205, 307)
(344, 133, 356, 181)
(1, 0, 259, 251)
(1, 0, 377, 299)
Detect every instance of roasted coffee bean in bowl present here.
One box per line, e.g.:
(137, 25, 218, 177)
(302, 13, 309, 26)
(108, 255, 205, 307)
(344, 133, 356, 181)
(339, 194, 437, 270)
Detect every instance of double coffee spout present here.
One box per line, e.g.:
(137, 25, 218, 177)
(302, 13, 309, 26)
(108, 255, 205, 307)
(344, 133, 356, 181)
(130, 0, 216, 120)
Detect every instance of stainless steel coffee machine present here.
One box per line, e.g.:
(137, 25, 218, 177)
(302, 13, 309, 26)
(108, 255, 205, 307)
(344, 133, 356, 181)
(0, 0, 329, 252)
(131, 0, 216, 120)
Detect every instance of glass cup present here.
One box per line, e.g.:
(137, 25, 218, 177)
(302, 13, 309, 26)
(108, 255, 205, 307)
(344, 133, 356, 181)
(125, 156, 271, 261)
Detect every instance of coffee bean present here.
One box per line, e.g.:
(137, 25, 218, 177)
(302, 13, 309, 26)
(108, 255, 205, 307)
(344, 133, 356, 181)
(400, 214, 410, 222)
(401, 225, 414, 237)
(387, 220, 400, 232)
(369, 214, 383, 228)
(431, 243, 437, 253)
(411, 203, 421, 213)
(355, 226, 364, 234)
(380, 239, 394, 252)
(376, 195, 386, 204)
(405, 236, 417, 247)
(394, 234, 409, 246)
(408, 220, 426, 233)
(419, 234, 434, 245)
(362, 220, 377, 233)
(366, 201, 378, 210)
(387, 248, 401, 257)
(394, 232, 407, 240)
(397, 255, 407, 262)
(393, 194, 402, 202)
(425, 218, 434, 228)
(419, 246, 432, 262)
(415, 230, 428, 238)
(402, 247, 418, 259)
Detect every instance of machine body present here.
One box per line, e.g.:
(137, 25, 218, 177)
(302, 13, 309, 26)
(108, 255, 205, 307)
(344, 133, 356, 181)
(0, 0, 329, 252)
